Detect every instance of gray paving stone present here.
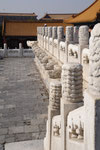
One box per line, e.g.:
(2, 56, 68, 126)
(0, 106, 4, 110)
(5, 136, 15, 143)
(9, 126, 24, 134)
(0, 58, 49, 144)
(0, 128, 8, 135)
(5, 140, 44, 150)
(15, 133, 32, 142)
(24, 125, 39, 133)
(0, 144, 3, 150)
(0, 135, 5, 144)
(32, 132, 40, 140)
(5, 105, 16, 109)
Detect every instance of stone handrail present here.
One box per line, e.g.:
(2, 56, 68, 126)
(0, 43, 34, 58)
(31, 24, 100, 150)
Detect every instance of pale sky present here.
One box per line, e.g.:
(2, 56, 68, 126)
(0, 0, 94, 18)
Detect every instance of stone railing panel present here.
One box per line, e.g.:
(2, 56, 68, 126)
(68, 106, 84, 141)
(51, 115, 62, 150)
(23, 49, 34, 57)
(7, 49, 21, 57)
(0, 49, 5, 58)
(67, 107, 84, 150)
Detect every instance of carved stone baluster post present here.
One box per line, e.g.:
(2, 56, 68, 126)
(61, 63, 83, 150)
(38, 27, 40, 47)
(40, 27, 43, 48)
(78, 26, 89, 64)
(65, 26, 73, 63)
(4, 43, 7, 57)
(37, 27, 39, 46)
(45, 27, 48, 51)
(73, 26, 79, 44)
(38, 27, 41, 48)
(42, 27, 45, 49)
(44, 27, 46, 50)
(38, 27, 41, 47)
(46, 81, 61, 150)
(84, 23, 100, 150)
(57, 26, 64, 60)
(52, 26, 57, 56)
(41, 27, 43, 48)
(38, 27, 40, 46)
(19, 43, 23, 57)
(48, 27, 52, 53)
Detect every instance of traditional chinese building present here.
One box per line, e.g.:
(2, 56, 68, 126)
(40, 13, 76, 21)
(0, 12, 37, 24)
(2, 19, 67, 48)
(64, 0, 100, 26)
(0, 13, 37, 48)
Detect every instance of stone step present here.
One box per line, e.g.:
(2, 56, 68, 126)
(5, 140, 44, 150)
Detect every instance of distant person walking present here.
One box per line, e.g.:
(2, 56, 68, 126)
(44, 24, 47, 27)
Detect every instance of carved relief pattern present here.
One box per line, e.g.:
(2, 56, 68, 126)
(66, 26, 73, 42)
(69, 117, 84, 140)
(53, 122, 61, 136)
(49, 82, 61, 111)
(62, 63, 83, 103)
(79, 26, 89, 45)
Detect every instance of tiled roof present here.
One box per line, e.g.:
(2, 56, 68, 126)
(40, 13, 77, 20)
(64, 0, 100, 23)
(0, 13, 37, 17)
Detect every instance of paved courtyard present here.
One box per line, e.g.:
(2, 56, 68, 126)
(0, 58, 49, 145)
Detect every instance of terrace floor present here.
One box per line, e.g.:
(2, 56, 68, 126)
(0, 58, 48, 147)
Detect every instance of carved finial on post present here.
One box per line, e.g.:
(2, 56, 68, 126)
(62, 63, 83, 103)
(45, 27, 48, 37)
(79, 26, 89, 46)
(4, 43, 7, 57)
(42, 27, 45, 36)
(79, 26, 89, 64)
(65, 26, 73, 63)
(42, 27, 45, 48)
(37, 27, 39, 46)
(52, 26, 57, 39)
(57, 26, 64, 60)
(49, 81, 62, 112)
(66, 26, 73, 43)
(48, 27, 52, 51)
(48, 27, 52, 38)
(52, 26, 57, 55)
(89, 23, 100, 96)
(73, 26, 79, 44)
(57, 26, 64, 41)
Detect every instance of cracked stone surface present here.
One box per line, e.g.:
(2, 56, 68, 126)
(0, 58, 49, 146)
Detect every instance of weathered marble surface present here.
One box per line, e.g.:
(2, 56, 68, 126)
(89, 23, 100, 96)
(66, 26, 73, 42)
(79, 26, 89, 45)
(62, 63, 83, 103)
(52, 27, 57, 39)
